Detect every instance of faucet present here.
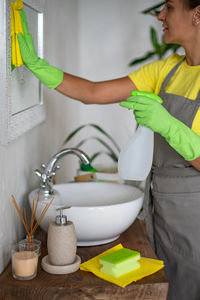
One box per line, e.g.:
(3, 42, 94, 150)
(35, 148, 90, 197)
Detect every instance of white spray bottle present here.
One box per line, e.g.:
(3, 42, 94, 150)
(118, 92, 163, 181)
(118, 125, 154, 181)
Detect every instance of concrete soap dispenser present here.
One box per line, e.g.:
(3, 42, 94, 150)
(41, 206, 81, 274)
(47, 206, 77, 266)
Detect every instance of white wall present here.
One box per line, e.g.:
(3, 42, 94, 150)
(0, 0, 80, 274)
(0, 0, 160, 273)
(45, 0, 161, 183)
(78, 0, 160, 160)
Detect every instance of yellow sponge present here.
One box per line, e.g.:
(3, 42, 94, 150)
(99, 248, 140, 277)
(11, 0, 24, 68)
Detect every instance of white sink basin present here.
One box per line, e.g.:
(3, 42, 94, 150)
(29, 182, 143, 246)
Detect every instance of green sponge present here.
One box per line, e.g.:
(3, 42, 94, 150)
(80, 162, 98, 173)
(99, 248, 140, 277)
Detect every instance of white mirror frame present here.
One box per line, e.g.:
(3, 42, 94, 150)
(0, 0, 46, 145)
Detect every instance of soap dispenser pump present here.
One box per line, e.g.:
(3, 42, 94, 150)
(47, 206, 77, 266)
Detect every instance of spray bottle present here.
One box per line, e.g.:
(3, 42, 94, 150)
(118, 92, 163, 181)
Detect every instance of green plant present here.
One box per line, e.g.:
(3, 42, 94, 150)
(129, 2, 181, 67)
(63, 123, 120, 165)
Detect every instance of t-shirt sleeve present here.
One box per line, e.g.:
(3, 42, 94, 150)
(128, 59, 167, 93)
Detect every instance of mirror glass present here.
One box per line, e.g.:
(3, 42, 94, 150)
(11, 3, 43, 115)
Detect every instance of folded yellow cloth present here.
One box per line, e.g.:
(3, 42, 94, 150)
(11, 0, 24, 68)
(80, 244, 164, 288)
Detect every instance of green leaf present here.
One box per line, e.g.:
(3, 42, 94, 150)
(63, 124, 86, 144)
(129, 2, 181, 67)
(106, 152, 118, 163)
(142, 2, 165, 16)
(159, 43, 168, 57)
(74, 136, 118, 162)
(170, 44, 181, 53)
(129, 51, 155, 66)
(150, 27, 160, 54)
(93, 137, 118, 160)
(88, 124, 120, 153)
(90, 152, 104, 163)
(63, 123, 120, 153)
(75, 140, 88, 148)
(90, 151, 118, 163)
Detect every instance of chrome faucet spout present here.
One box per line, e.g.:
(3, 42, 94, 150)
(45, 148, 90, 174)
(35, 148, 90, 197)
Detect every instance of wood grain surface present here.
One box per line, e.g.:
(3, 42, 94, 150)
(0, 219, 168, 300)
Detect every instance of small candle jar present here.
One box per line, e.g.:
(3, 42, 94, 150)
(11, 241, 40, 280)
(19, 235, 41, 256)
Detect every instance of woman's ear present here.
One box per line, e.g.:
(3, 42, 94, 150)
(192, 6, 200, 26)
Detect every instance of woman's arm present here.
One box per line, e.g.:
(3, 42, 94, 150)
(56, 74, 137, 104)
(17, 10, 137, 104)
(189, 157, 200, 171)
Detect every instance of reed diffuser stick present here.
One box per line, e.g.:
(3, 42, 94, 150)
(31, 197, 54, 236)
(23, 207, 29, 235)
(12, 195, 29, 235)
(33, 193, 40, 221)
(30, 199, 35, 234)
(12, 194, 54, 238)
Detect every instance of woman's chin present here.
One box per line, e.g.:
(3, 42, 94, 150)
(164, 36, 176, 45)
(163, 33, 179, 45)
(163, 34, 170, 44)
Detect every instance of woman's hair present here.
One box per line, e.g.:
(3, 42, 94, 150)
(184, 0, 200, 9)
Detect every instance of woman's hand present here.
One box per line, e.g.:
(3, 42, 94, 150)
(120, 91, 200, 162)
(17, 10, 38, 67)
(120, 91, 170, 135)
(17, 10, 63, 89)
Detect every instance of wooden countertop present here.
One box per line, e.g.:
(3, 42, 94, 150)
(0, 219, 168, 300)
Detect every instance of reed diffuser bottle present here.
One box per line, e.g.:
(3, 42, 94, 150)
(11, 194, 54, 280)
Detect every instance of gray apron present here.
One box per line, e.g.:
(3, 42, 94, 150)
(144, 58, 200, 300)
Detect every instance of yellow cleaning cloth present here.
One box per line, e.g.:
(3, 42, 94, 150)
(80, 244, 164, 288)
(11, 0, 24, 67)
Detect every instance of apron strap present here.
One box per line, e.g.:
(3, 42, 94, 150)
(194, 90, 200, 104)
(160, 56, 200, 104)
(160, 57, 185, 92)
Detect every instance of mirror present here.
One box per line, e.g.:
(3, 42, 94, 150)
(0, 0, 46, 144)
(11, 3, 43, 115)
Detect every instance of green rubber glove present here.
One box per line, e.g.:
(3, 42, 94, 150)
(17, 10, 63, 89)
(120, 91, 200, 161)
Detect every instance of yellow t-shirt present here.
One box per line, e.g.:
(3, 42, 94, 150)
(128, 54, 200, 135)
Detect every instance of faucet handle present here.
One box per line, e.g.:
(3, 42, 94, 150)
(35, 169, 48, 183)
(47, 172, 55, 179)
(35, 169, 42, 178)
(52, 165, 60, 172)
(41, 164, 46, 169)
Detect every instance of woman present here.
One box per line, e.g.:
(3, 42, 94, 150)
(18, 1, 200, 299)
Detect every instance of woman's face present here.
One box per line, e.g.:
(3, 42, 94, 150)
(158, 0, 195, 45)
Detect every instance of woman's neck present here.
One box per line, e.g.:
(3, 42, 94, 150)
(185, 51, 200, 66)
(184, 35, 200, 66)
